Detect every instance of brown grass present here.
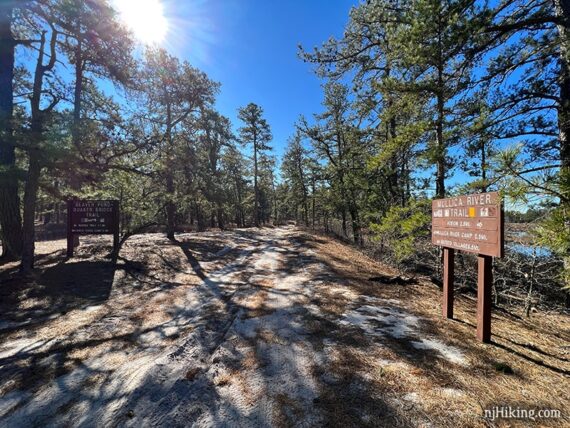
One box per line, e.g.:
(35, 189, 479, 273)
(240, 290, 275, 319)
(213, 372, 232, 386)
(0, 232, 236, 398)
(272, 393, 305, 427)
(305, 230, 570, 427)
(2, 228, 567, 426)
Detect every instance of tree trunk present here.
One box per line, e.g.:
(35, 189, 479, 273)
(435, 9, 446, 199)
(72, 12, 83, 154)
(197, 206, 206, 232)
(481, 140, 488, 192)
(166, 175, 175, 239)
(271, 173, 277, 225)
(20, 29, 56, 272)
(217, 205, 224, 230)
(235, 178, 244, 227)
(311, 175, 316, 229)
(435, 91, 446, 198)
(349, 200, 361, 245)
(21, 152, 41, 273)
(70, 33, 84, 248)
(165, 102, 175, 240)
(555, 0, 570, 291)
(253, 135, 259, 227)
(0, 3, 22, 259)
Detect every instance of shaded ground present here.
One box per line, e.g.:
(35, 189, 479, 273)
(0, 227, 568, 427)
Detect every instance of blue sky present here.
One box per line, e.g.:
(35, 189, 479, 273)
(16, 0, 548, 208)
(156, 0, 494, 194)
(160, 0, 357, 160)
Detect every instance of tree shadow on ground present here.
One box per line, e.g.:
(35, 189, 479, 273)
(1, 229, 567, 427)
(288, 232, 570, 394)
(162, 232, 412, 427)
(0, 260, 118, 330)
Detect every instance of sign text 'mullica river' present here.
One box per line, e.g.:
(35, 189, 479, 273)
(431, 192, 503, 257)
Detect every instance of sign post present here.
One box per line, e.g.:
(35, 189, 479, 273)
(431, 192, 504, 343)
(67, 200, 120, 258)
(442, 248, 454, 319)
(477, 254, 493, 342)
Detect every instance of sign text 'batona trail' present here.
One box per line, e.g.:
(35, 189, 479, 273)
(431, 191, 504, 343)
(67, 200, 120, 257)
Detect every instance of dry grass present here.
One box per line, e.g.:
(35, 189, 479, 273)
(240, 290, 275, 319)
(213, 372, 232, 386)
(185, 367, 201, 381)
(305, 230, 570, 427)
(272, 393, 305, 427)
(2, 228, 567, 426)
(0, 232, 235, 398)
(257, 328, 288, 346)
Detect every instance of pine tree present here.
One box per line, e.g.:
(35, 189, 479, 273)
(0, 2, 22, 259)
(298, 82, 368, 243)
(139, 47, 218, 239)
(237, 103, 272, 227)
(20, 23, 62, 273)
(195, 109, 233, 229)
(479, 0, 570, 289)
(282, 132, 310, 226)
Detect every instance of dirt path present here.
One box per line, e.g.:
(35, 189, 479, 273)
(0, 227, 568, 427)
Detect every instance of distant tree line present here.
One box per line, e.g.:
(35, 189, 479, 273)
(1, 0, 569, 306)
(505, 208, 550, 223)
(0, 0, 276, 273)
(275, 0, 570, 304)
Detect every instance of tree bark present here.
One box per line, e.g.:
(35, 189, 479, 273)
(435, 87, 446, 198)
(21, 152, 41, 273)
(349, 203, 361, 245)
(311, 174, 316, 229)
(435, 8, 446, 199)
(21, 29, 55, 273)
(481, 140, 488, 192)
(165, 102, 175, 240)
(217, 205, 224, 230)
(341, 208, 347, 238)
(554, 0, 570, 291)
(70, 13, 84, 248)
(253, 130, 259, 227)
(235, 179, 244, 227)
(387, 61, 400, 205)
(0, 3, 22, 259)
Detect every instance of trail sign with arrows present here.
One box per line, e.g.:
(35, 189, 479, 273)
(432, 192, 504, 343)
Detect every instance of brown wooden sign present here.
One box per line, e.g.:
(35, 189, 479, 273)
(431, 191, 504, 344)
(67, 200, 119, 257)
(432, 192, 504, 257)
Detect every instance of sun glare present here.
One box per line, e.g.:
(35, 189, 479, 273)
(114, 0, 168, 45)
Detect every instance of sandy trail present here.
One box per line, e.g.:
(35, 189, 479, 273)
(0, 227, 468, 427)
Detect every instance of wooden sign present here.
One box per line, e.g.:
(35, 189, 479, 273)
(67, 200, 119, 257)
(432, 192, 504, 257)
(431, 191, 504, 343)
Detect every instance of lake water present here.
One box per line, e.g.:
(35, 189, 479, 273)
(507, 243, 552, 257)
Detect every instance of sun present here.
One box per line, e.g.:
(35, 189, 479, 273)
(114, 0, 168, 45)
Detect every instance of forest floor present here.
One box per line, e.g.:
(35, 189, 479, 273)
(0, 226, 568, 427)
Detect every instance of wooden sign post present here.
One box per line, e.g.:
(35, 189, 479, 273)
(431, 192, 504, 343)
(67, 200, 120, 258)
(442, 247, 454, 319)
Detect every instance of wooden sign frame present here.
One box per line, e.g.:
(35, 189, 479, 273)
(67, 200, 120, 258)
(432, 192, 504, 343)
